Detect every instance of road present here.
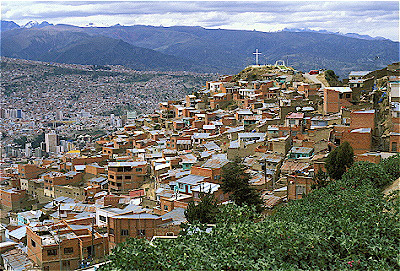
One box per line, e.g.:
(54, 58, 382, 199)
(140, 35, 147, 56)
(303, 73, 326, 88)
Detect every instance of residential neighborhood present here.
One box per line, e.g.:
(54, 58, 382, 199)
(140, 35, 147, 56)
(1, 58, 399, 270)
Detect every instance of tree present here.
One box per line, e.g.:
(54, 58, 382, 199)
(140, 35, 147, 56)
(311, 168, 329, 189)
(220, 159, 264, 212)
(184, 193, 219, 224)
(325, 141, 354, 180)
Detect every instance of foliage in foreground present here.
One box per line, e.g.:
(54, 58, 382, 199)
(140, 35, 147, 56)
(101, 157, 400, 271)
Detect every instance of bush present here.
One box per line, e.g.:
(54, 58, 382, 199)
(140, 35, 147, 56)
(342, 161, 391, 189)
(380, 154, 400, 181)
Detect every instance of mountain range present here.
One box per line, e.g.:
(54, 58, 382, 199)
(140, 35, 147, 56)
(1, 20, 399, 77)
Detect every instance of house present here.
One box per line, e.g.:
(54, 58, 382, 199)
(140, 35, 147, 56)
(190, 155, 230, 183)
(179, 153, 198, 171)
(18, 164, 46, 179)
(27, 220, 108, 271)
(0, 188, 36, 212)
(107, 161, 147, 193)
(285, 112, 304, 127)
(174, 174, 208, 194)
(107, 214, 168, 248)
(287, 174, 315, 200)
(323, 87, 353, 113)
(288, 147, 314, 159)
(349, 109, 375, 130)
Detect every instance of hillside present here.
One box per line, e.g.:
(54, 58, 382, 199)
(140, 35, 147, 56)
(1, 22, 399, 76)
(1, 28, 202, 72)
(101, 155, 400, 270)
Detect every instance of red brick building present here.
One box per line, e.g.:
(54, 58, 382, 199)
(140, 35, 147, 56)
(108, 161, 147, 193)
(18, 164, 46, 179)
(27, 220, 108, 271)
(323, 87, 353, 113)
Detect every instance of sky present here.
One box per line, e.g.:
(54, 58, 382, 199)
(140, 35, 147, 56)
(1, 0, 399, 41)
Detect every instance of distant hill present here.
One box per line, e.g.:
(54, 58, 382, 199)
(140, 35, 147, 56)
(1, 28, 201, 72)
(1, 21, 399, 76)
(1, 20, 20, 32)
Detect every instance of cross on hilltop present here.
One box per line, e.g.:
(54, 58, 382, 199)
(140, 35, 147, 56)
(253, 49, 261, 65)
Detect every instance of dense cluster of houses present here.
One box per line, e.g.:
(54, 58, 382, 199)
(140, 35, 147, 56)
(1, 63, 399, 270)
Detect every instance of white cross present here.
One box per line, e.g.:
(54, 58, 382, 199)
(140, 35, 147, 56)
(253, 49, 261, 65)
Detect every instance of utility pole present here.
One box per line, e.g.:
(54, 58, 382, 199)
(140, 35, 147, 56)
(58, 202, 62, 271)
(91, 216, 95, 262)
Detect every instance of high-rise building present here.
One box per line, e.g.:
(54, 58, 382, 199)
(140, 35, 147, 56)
(34, 147, 43, 158)
(45, 131, 58, 153)
(25, 143, 32, 158)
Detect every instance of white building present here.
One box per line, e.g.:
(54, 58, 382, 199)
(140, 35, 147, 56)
(45, 131, 58, 153)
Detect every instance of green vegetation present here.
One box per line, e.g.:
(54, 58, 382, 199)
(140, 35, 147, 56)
(324, 70, 342, 86)
(13, 136, 28, 148)
(325, 141, 354, 180)
(101, 155, 399, 271)
(184, 193, 219, 224)
(221, 159, 264, 212)
(311, 168, 329, 190)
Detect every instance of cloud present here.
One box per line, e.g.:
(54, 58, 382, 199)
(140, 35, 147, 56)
(2, 1, 399, 41)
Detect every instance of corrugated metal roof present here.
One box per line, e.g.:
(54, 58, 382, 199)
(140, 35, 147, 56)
(114, 214, 160, 219)
(109, 161, 147, 167)
(177, 174, 206, 185)
(160, 208, 186, 224)
(192, 182, 220, 193)
(8, 226, 26, 240)
(202, 157, 229, 169)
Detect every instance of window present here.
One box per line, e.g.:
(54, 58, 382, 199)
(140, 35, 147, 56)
(289, 119, 296, 125)
(116, 176, 122, 180)
(125, 175, 131, 179)
(31, 239, 36, 247)
(109, 175, 115, 179)
(178, 183, 184, 189)
(43, 266, 50, 271)
(164, 205, 169, 211)
(99, 215, 106, 222)
(136, 168, 142, 172)
(47, 249, 57, 256)
(392, 142, 397, 152)
(117, 183, 122, 187)
(345, 93, 351, 98)
(121, 229, 129, 236)
(109, 228, 114, 235)
(64, 247, 73, 254)
(166, 232, 175, 236)
(296, 185, 306, 195)
(138, 229, 146, 236)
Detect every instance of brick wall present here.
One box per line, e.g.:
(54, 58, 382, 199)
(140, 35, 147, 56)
(350, 111, 375, 130)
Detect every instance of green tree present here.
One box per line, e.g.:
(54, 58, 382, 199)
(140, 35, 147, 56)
(184, 193, 219, 224)
(326, 141, 354, 180)
(325, 69, 341, 86)
(311, 168, 329, 189)
(220, 159, 264, 212)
